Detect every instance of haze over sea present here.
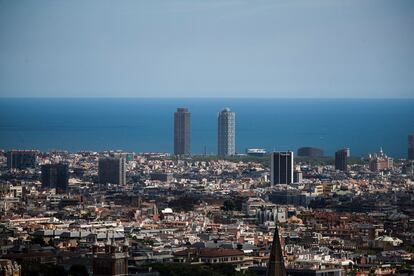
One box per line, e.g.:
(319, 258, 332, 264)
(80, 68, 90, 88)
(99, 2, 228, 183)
(0, 98, 413, 157)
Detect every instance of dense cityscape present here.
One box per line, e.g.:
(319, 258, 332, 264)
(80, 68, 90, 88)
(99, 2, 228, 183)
(2, 0, 414, 275)
(0, 108, 413, 276)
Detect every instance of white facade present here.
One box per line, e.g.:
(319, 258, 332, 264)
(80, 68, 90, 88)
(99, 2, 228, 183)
(218, 108, 235, 157)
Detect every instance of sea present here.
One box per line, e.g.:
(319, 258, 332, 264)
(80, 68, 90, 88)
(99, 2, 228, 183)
(0, 98, 413, 158)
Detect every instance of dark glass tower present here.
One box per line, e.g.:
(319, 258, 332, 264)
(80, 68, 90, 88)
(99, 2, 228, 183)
(409, 134, 414, 160)
(41, 163, 69, 193)
(218, 108, 236, 157)
(6, 150, 38, 170)
(98, 157, 126, 185)
(335, 149, 348, 171)
(270, 151, 294, 185)
(174, 108, 191, 155)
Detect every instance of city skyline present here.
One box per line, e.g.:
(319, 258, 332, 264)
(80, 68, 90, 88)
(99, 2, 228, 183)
(1, 1, 414, 275)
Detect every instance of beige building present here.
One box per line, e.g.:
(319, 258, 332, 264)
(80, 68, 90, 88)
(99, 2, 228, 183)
(0, 259, 21, 276)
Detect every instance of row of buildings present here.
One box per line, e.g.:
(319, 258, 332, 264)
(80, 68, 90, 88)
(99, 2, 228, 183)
(3, 152, 128, 192)
(1, 146, 408, 193)
(5, 134, 414, 168)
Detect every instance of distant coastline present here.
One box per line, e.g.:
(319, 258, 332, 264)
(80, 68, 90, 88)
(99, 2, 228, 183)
(0, 98, 413, 157)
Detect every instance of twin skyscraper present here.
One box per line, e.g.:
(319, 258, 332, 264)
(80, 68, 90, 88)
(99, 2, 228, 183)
(174, 107, 235, 156)
(173, 108, 191, 155)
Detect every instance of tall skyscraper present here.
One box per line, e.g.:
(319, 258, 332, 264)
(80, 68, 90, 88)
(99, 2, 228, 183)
(98, 157, 126, 185)
(6, 150, 38, 170)
(270, 151, 294, 185)
(218, 108, 235, 157)
(409, 134, 414, 160)
(335, 149, 348, 172)
(174, 108, 191, 155)
(41, 163, 69, 193)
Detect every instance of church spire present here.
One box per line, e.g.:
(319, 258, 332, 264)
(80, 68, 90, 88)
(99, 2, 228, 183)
(267, 224, 287, 276)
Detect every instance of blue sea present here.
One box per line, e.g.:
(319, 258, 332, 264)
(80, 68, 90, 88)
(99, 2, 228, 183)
(0, 98, 413, 157)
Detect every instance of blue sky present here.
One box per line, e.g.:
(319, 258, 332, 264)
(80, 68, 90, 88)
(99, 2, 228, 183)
(0, 0, 413, 98)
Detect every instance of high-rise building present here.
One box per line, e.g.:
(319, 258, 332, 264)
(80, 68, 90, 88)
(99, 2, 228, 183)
(335, 149, 348, 172)
(270, 151, 294, 185)
(98, 157, 126, 185)
(41, 163, 69, 193)
(6, 150, 38, 170)
(409, 134, 414, 160)
(174, 108, 191, 155)
(218, 108, 235, 157)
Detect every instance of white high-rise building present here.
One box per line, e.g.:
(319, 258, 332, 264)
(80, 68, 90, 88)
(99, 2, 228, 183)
(217, 108, 235, 157)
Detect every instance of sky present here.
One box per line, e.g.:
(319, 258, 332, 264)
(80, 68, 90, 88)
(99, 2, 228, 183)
(0, 0, 413, 98)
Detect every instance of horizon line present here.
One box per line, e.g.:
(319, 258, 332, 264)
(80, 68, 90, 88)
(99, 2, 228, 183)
(1, 96, 414, 100)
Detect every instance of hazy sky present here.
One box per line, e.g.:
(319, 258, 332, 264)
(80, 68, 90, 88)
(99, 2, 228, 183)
(1, 0, 413, 98)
